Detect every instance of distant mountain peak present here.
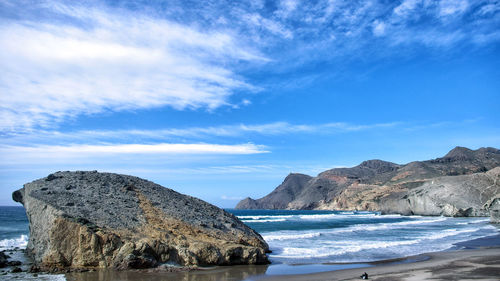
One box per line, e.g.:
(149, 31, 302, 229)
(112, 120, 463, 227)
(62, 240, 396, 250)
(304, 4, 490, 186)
(444, 146, 474, 159)
(236, 146, 500, 211)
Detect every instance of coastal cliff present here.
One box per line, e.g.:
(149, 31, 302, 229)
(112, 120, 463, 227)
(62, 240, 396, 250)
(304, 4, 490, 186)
(13, 171, 269, 271)
(236, 147, 500, 217)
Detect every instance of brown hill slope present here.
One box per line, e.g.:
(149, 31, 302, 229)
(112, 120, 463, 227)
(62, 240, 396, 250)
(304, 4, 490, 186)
(236, 147, 500, 217)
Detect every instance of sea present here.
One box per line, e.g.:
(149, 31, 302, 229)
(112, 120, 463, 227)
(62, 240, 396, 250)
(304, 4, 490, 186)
(1, 206, 499, 280)
(230, 209, 499, 265)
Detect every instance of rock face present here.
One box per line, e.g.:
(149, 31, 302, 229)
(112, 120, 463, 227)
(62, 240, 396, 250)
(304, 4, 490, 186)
(13, 171, 269, 271)
(236, 147, 500, 217)
(236, 173, 312, 209)
(486, 197, 500, 223)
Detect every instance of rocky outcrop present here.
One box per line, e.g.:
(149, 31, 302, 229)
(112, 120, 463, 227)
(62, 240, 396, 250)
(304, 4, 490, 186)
(236, 147, 500, 217)
(0, 252, 8, 268)
(486, 197, 500, 223)
(236, 173, 312, 209)
(13, 171, 269, 271)
(236, 198, 260, 209)
(353, 167, 499, 216)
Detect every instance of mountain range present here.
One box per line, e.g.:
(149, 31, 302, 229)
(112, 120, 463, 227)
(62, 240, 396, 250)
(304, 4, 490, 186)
(236, 147, 500, 217)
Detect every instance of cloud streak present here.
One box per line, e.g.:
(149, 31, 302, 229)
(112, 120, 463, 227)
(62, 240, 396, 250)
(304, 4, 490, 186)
(0, 143, 267, 158)
(1, 121, 401, 146)
(1, 0, 498, 132)
(0, 1, 265, 132)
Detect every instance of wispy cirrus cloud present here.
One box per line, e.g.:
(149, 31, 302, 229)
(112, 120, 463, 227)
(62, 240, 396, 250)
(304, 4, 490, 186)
(0, 143, 268, 164)
(439, 0, 469, 16)
(1, 121, 401, 146)
(1, 0, 499, 132)
(0, 1, 266, 132)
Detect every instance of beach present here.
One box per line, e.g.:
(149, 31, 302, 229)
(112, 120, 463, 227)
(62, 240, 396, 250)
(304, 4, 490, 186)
(2, 243, 496, 281)
(62, 245, 500, 281)
(259, 234, 500, 281)
(259, 247, 500, 281)
(61, 234, 500, 281)
(2, 207, 499, 280)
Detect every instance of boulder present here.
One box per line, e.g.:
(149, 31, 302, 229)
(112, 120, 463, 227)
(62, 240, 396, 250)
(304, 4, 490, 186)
(0, 252, 8, 268)
(13, 171, 268, 271)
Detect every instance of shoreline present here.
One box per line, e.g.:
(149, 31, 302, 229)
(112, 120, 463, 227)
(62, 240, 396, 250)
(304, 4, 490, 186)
(1, 237, 498, 280)
(61, 233, 500, 281)
(256, 233, 500, 280)
(2, 208, 499, 280)
(257, 246, 500, 281)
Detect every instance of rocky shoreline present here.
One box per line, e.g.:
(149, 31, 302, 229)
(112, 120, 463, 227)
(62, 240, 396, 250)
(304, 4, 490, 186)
(0, 249, 24, 275)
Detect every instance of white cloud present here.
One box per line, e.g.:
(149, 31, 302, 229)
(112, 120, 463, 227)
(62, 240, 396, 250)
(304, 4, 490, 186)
(1, 0, 497, 134)
(439, 0, 468, 16)
(478, 3, 500, 15)
(372, 20, 387, 36)
(276, 0, 299, 18)
(0, 143, 268, 157)
(242, 13, 294, 39)
(0, 121, 402, 146)
(0, 3, 267, 132)
(394, 0, 421, 17)
(0, 143, 268, 168)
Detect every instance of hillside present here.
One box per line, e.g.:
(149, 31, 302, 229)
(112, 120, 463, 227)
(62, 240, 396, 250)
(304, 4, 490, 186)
(236, 147, 500, 216)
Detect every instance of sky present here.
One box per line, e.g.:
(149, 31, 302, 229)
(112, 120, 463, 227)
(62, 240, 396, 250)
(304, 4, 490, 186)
(0, 0, 499, 207)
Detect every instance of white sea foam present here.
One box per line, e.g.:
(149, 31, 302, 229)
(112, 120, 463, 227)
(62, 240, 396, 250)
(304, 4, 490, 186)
(263, 232, 322, 241)
(0, 234, 28, 251)
(456, 218, 490, 225)
(269, 225, 497, 260)
(236, 210, 498, 263)
(420, 228, 482, 240)
(298, 214, 338, 220)
(261, 217, 452, 242)
(332, 217, 448, 233)
(272, 239, 421, 258)
(237, 215, 294, 220)
(246, 218, 287, 223)
(238, 212, 406, 223)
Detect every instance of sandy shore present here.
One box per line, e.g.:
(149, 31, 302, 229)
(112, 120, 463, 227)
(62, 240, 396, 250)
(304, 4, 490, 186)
(0, 233, 489, 280)
(257, 247, 500, 281)
(61, 246, 500, 281)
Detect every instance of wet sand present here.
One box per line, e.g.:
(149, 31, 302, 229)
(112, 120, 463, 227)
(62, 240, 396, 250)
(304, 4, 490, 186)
(258, 247, 500, 281)
(62, 247, 500, 281)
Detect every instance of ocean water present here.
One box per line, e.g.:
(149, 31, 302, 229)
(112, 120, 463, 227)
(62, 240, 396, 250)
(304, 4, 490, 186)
(1, 206, 499, 279)
(228, 209, 500, 265)
(0, 206, 29, 251)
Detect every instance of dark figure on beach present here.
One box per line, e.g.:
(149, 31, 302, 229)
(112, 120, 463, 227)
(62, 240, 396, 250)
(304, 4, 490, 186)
(361, 272, 369, 279)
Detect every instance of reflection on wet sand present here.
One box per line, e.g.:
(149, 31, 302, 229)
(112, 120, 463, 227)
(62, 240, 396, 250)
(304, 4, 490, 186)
(65, 264, 269, 281)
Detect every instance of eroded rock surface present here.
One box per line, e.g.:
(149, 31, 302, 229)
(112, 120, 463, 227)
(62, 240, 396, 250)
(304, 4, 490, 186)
(13, 171, 268, 271)
(486, 197, 500, 223)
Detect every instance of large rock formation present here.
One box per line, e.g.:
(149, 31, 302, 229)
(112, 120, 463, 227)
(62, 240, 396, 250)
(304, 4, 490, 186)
(13, 171, 269, 271)
(236, 147, 500, 217)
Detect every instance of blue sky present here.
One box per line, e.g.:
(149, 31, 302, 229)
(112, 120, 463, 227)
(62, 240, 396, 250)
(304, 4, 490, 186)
(0, 0, 499, 207)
